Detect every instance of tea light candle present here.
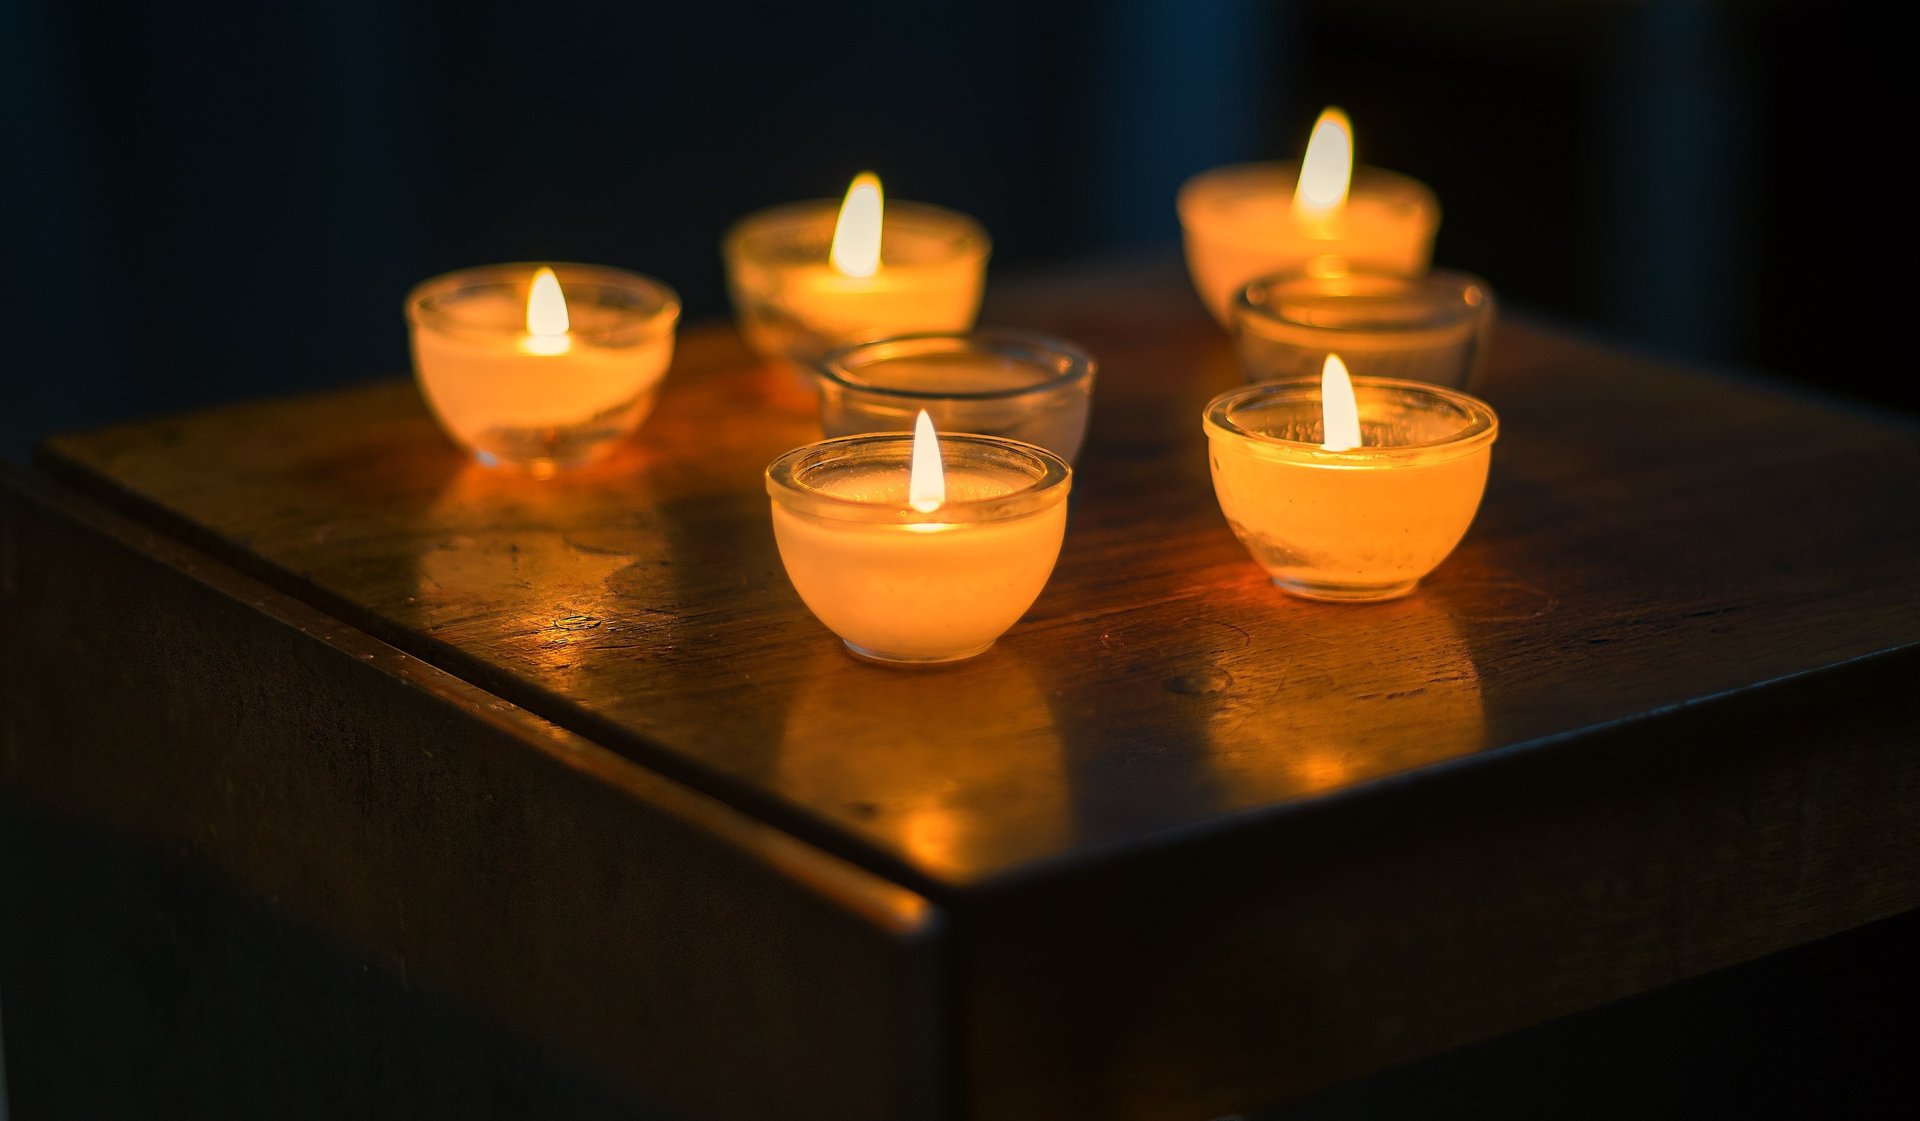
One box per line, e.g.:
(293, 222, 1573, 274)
(724, 171, 991, 370)
(1233, 268, 1497, 391)
(767, 411, 1071, 664)
(813, 329, 1097, 462)
(1204, 356, 1498, 601)
(406, 262, 680, 474)
(1178, 107, 1440, 327)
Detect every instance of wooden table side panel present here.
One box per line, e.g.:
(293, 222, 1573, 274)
(0, 468, 949, 1121)
(957, 649, 1920, 1121)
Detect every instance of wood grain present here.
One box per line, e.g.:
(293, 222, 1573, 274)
(35, 257, 1920, 892)
(15, 254, 1920, 1118)
(1, 464, 945, 1120)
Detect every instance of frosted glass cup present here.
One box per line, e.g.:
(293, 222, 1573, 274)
(1178, 161, 1439, 327)
(1204, 377, 1498, 602)
(406, 262, 680, 474)
(766, 432, 1071, 664)
(723, 199, 989, 371)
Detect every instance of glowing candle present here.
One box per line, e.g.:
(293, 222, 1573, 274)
(724, 171, 990, 371)
(1204, 355, 1498, 601)
(1178, 107, 1440, 327)
(406, 262, 680, 475)
(766, 410, 1071, 663)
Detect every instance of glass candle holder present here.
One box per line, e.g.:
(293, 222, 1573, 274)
(1177, 162, 1440, 328)
(1203, 378, 1497, 602)
(723, 198, 990, 371)
(813, 330, 1096, 463)
(1233, 269, 1496, 391)
(766, 432, 1071, 664)
(406, 262, 680, 474)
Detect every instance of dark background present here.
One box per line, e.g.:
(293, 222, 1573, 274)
(1, 1, 1914, 1116)
(1, 0, 1912, 462)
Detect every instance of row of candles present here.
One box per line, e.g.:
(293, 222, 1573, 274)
(405, 108, 1501, 665)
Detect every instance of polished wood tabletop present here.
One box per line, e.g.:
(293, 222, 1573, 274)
(18, 255, 1920, 1119)
(35, 257, 1920, 894)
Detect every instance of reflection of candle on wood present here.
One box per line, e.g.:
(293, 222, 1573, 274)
(406, 262, 680, 475)
(1204, 355, 1497, 602)
(724, 172, 991, 369)
(767, 411, 1071, 664)
(778, 647, 1070, 880)
(1178, 107, 1440, 326)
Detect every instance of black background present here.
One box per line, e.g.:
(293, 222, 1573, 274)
(2, 1, 1911, 461)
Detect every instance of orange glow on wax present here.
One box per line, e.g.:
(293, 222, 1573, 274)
(829, 171, 884, 278)
(523, 267, 571, 356)
(1320, 354, 1361, 451)
(1293, 107, 1354, 218)
(908, 408, 946, 513)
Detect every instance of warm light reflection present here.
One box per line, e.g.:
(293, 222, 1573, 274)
(1320, 354, 1361, 451)
(1293, 106, 1354, 217)
(901, 806, 961, 869)
(908, 408, 945, 512)
(829, 171, 884, 278)
(1200, 597, 1488, 805)
(524, 266, 571, 355)
(777, 647, 1068, 880)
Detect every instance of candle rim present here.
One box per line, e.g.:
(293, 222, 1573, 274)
(816, 329, 1095, 402)
(1177, 160, 1439, 225)
(1203, 376, 1497, 465)
(767, 431, 1070, 525)
(1233, 267, 1494, 349)
(406, 261, 681, 342)
(724, 197, 991, 270)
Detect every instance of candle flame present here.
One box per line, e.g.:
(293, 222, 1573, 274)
(1321, 354, 1361, 451)
(829, 171, 884, 278)
(525, 266, 571, 355)
(1293, 106, 1354, 217)
(908, 408, 945, 513)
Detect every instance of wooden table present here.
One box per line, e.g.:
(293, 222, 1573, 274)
(4, 257, 1917, 1120)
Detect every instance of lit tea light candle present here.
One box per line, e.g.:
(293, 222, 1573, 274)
(1204, 355, 1498, 601)
(1178, 106, 1441, 327)
(723, 171, 991, 371)
(1233, 268, 1497, 391)
(813, 329, 1098, 462)
(767, 410, 1071, 664)
(406, 262, 680, 475)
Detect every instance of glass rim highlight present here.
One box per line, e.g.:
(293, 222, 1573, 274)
(1204, 376, 1498, 467)
(722, 197, 992, 270)
(1177, 161, 1441, 225)
(1233, 267, 1494, 350)
(815, 329, 1095, 402)
(404, 261, 681, 341)
(766, 432, 1071, 526)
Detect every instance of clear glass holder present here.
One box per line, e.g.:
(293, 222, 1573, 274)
(813, 329, 1096, 463)
(1178, 161, 1440, 328)
(1233, 268, 1496, 392)
(1203, 377, 1497, 601)
(766, 431, 1070, 664)
(405, 262, 679, 476)
(723, 199, 989, 373)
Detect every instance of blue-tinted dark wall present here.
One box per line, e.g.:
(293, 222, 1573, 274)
(2, 1, 1909, 461)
